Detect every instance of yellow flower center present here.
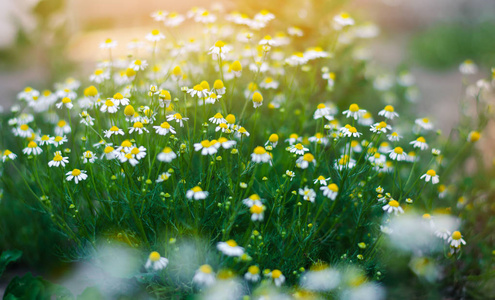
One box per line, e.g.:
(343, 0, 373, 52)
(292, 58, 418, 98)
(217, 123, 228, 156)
(452, 231, 462, 240)
(271, 269, 282, 278)
(160, 122, 170, 129)
(72, 169, 81, 176)
(28, 141, 37, 148)
(133, 122, 143, 128)
(388, 200, 399, 207)
(62, 97, 71, 104)
(151, 29, 160, 36)
(149, 251, 160, 262)
(250, 194, 261, 201)
(226, 240, 238, 247)
(191, 186, 203, 192)
(250, 205, 263, 214)
(173, 113, 183, 120)
(384, 105, 394, 112)
(53, 154, 63, 161)
(252, 92, 263, 103)
(201, 140, 211, 148)
(214, 40, 225, 48)
(349, 104, 359, 112)
(394, 147, 403, 154)
(105, 100, 114, 107)
(328, 183, 339, 192)
(225, 114, 236, 124)
(426, 169, 436, 176)
(317, 103, 326, 109)
(20, 124, 29, 131)
(162, 147, 172, 153)
(303, 153, 315, 162)
(253, 146, 266, 155)
(199, 264, 212, 274)
(248, 265, 260, 275)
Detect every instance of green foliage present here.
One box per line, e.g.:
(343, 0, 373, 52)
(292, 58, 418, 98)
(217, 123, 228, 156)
(410, 21, 495, 70)
(0, 250, 22, 277)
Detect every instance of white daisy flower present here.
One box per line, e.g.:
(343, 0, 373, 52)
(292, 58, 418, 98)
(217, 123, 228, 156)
(52, 136, 68, 147)
(130, 59, 148, 71)
(186, 186, 209, 200)
(145, 251, 169, 271)
(314, 175, 330, 185)
(100, 99, 118, 113)
(289, 143, 309, 155)
(66, 169, 88, 184)
(89, 69, 110, 83)
(320, 183, 339, 200)
(129, 122, 149, 135)
(56, 97, 74, 109)
(410, 136, 428, 150)
(82, 151, 97, 164)
(459, 60, 477, 75)
(146, 29, 165, 42)
(193, 265, 216, 286)
(370, 121, 392, 133)
(314, 103, 334, 120)
(244, 266, 261, 282)
(242, 194, 263, 207)
(217, 240, 244, 256)
(156, 172, 171, 183)
(378, 105, 399, 119)
(251, 146, 271, 163)
(104, 126, 125, 138)
(2, 150, 17, 162)
(194, 140, 218, 156)
(23, 141, 43, 156)
(48, 151, 69, 167)
(382, 199, 404, 215)
(99, 38, 117, 49)
(340, 125, 362, 138)
(448, 231, 466, 248)
(299, 187, 316, 203)
(268, 270, 285, 287)
(420, 169, 439, 184)
(296, 153, 316, 169)
(157, 147, 177, 162)
(102, 145, 118, 160)
(153, 122, 176, 135)
(388, 147, 406, 161)
(333, 12, 354, 30)
(217, 137, 236, 149)
(342, 103, 366, 120)
(415, 118, 434, 130)
(166, 113, 189, 127)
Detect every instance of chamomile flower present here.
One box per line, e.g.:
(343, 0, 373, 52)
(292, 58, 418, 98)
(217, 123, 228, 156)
(194, 140, 218, 155)
(164, 12, 185, 27)
(193, 265, 216, 286)
(66, 169, 88, 184)
(333, 12, 355, 29)
(101, 144, 119, 160)
(343, 104, 366, 120)
(309, 133, 329, 145)
(188, 84, 210, 98)
(459, 60, 477, 75)
(48, 151, 69, 167)
(14, 124, 34, 138)
(370, 121, 392, 133)
(80, 111, 95, 126)
(299, 187, 316, 203)
(194, 10, 216, 23)
(252, 92, 263, 108)
(154, 122, 176, 135)
(229, 60, 242, 77)
(448, 231, 466, 248)
(242, 194, 263, 207)
(104, 126, 125, 138)
(129, 122, 149, 134)
(23, 141, 43, 156)
(314, 103, 334, 120)
(296, 153, 316, 169)
(89, 69, 110, 83)
(208, 40, 231, 60)
(82, 151, 97, 164)
(358, 112, 374, 126)
(387, 132, 402, 142)
(209, 113, 226, 125)
(321, 183, 339, 200)
(265, 134, 279, 147)
(415, 118, 434, 130)
(382, 199, 404, 215)
(268, 269, 285, 287)
(217, 137, 236, 149)
(156, 172, 171, 183)
(186, 186, 209, 200)
(378, 105, 399, 119)
(244, 266, 261, 282)
(251, 146, 271, 163)
(145, 251, 169, 271)
(203, 93, 221, 105)
(52, 136, 68, 147)
(289, 143, 309, 155)
(100, 99, 118, 113)
(285, 52, 308, 66)
(340, 125, 362, 138)
(288, 26, 303, 37)
(157, 147, 177, 162)
(2, 150, 17, 162)
(215, 123, 230, 133)
(314, 176, 330, 186)
(410, 136, 428, 150)
(100, 38, 117, 49)
(166, 113, 189, 127)
(389, 147, 406, 161)
(146, 29, 165, 42)
(250, 204, 266, 221)
(467, 131, 481, 143)
(421, 169, 439, 184)
(56, 97, 74, 109)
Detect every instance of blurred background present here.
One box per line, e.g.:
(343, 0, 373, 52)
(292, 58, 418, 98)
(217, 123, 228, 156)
(1, 0, 494, 130)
